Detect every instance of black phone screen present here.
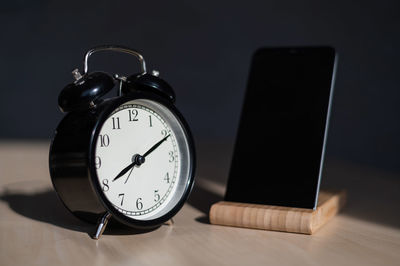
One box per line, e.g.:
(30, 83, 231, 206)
(225, 47, 337, 209)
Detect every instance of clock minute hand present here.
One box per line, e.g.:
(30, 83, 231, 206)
(143, 134, 171, 158)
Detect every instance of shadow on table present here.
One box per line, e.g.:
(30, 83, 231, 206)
(0, 189, 156, 237)
(187, 183, 223, 224)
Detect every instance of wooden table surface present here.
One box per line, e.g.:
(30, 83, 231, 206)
(0, 141, 399, 266)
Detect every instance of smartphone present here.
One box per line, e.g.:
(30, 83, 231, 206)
(225, 47, 337, 209)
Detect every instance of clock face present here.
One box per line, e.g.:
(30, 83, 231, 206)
(94, 99, 191, 221)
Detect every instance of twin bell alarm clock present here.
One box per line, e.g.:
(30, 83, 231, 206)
(49, 45, 196, 239)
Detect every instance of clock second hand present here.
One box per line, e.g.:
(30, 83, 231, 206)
(124, 167, 134, 184)
(112, 134, 171, 183)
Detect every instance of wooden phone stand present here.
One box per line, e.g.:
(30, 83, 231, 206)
(209, 190, 346, 234)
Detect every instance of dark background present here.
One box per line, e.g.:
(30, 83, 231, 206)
(1, 0, 399, 175)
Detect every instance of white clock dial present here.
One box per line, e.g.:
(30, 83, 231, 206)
(95, 99, 190, 220)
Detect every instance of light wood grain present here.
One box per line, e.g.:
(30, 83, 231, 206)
(210, 191, 346, 234)
(0, 141, 400, 266)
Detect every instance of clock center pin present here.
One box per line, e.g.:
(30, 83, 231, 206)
(133, 154, 145, 166)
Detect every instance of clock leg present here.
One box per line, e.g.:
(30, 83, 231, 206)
(164, 218, 174, 226)
(92, 212, 112, 240)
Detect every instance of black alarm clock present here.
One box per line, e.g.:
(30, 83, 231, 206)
(49, 45, 196, 239)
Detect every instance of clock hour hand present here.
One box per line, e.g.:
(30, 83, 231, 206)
(112, 161, 135, 182)
(112, 154, 145, 182)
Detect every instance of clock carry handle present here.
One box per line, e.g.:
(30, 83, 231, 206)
(82, 45, 147, 75)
